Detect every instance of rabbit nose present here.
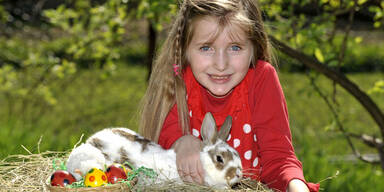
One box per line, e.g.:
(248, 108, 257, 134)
(236, 169, 242, 178)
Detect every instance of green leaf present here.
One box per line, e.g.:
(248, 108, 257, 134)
(358, 0, 367, 5)
(295, 33, 303, 45)
(314, 48, 325, 63)
(324, 121, 336, 132)
(368, 80, 384, 94)
(329, 0, 340, 8)
(354, 36, 363, 44)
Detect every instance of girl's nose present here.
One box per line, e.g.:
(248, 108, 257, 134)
(214, 49, 228, 72)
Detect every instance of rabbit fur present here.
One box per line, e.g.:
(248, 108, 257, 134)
(66, 112, 243, 189)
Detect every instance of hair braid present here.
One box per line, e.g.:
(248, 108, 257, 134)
(173, 0, 189, 77)
(173, 0, 191, 135)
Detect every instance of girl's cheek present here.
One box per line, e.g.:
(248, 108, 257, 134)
(194, 56, 211, 67)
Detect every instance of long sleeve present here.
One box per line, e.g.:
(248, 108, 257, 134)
(158, 104, 183, 149)
(249, 61, 319, 192)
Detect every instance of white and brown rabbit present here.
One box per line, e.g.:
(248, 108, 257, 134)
(66, 112, 242, 189)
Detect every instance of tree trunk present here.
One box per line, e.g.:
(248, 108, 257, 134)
(147, 20, 157, 81)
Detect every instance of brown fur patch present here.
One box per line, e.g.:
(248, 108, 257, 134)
(223, 149, 234, 161)
(89, 138, 104, 150)
(208, 148, 235, 170)
(208, 149, 224, 170)
(225, 167, 237, 182)
(112, 128, 153, 152)
(112, 129, 136, 141)
(102, 152, 111, 161)
(118, 147, 136, 167)
(135, 136, 153, 152)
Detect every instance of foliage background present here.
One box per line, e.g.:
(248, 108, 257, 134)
(0, 0, 383, 191)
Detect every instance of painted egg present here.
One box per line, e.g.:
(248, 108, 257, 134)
(84, 168, 108, 187)
(116, 163, 133, 175)
(105, 164, 128, 184)
(50, 170, 76, 187)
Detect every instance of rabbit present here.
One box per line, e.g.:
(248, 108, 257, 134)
(66, 112, 243, 189)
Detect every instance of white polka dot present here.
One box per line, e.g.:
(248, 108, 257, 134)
(233, 139, 240, 148)
(227, 134, 231, 141)
(244, 150, 252, 160)
(192, 129, 199, 137)
(243, 124, 251, 134)
(253, 157, 259, 167)
(189, 110, 192, 117)
(253, 134, 257, 142)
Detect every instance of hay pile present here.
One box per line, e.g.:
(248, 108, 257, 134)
(0, 151, 68, 192)
(0, 150, 272, 192)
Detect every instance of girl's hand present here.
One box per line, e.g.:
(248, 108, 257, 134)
(287, 179, 310, 192)
(172, 135, 204, 184)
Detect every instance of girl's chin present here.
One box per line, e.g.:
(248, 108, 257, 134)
(207, 88, 233, 98)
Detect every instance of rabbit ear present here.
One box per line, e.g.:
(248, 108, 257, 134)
(201, 112, 217, 145)
(218, 115, 232, 141)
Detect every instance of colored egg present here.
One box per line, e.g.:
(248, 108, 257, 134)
(50, 170, 76, 187)
(105, 164, 127, 184)
(84, 168, 108, 187)
(116, 163, 133, 175)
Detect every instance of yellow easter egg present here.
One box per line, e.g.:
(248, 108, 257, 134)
(84, 168, 108, 187)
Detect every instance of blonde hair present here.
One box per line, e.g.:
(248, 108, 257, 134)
(139, 0, 272, 142)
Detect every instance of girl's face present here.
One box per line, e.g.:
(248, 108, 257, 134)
(186, 16, 254, 98)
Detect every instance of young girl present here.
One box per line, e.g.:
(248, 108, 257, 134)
(139, 0, 319, 191)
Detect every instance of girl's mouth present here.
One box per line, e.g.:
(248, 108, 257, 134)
(209, 74, 231, 84)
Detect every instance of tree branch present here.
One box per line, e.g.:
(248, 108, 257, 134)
(308, 73, 381, 164)
(270, 35, 384, 168)
(348, 133, 384, 148)
(270, 35, 384, 138)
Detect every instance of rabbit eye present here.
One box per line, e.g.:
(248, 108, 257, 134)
(216, 155, 224, 164)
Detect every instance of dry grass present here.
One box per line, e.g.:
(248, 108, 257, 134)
(0, 150, 272, 192)
(0, 151, 68, 192)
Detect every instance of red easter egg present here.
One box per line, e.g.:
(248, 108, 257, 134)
(105, 164, 127, 184)
(50, 170, 76, 187)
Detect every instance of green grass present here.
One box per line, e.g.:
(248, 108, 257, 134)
(0, 64, 147, 157)
(0, 65, 383, 191)
(279, 72, 384, 191)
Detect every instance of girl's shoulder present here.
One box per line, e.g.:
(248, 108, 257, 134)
(253, 60, 275, 72)
(248, 60, 277, 83)
(247, 60, 285, 110)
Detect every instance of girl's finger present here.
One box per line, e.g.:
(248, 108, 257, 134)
(182, 161, 191, 182)
(196, 158, 204, 184)
(189, 160, 199, 184)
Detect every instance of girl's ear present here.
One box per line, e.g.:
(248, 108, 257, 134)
(218, 116, 232, 141)
(201, 112, 217, 145)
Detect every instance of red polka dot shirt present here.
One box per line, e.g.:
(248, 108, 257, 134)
(158, 60, 319, 192)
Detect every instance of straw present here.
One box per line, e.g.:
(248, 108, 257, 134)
(0, 151, 272, 192)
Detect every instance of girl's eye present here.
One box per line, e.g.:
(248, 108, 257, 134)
(230, 45, 241, 51)
(200, 46, 211, 52)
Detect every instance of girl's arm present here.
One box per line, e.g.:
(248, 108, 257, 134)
(158, 104, 204, 184)
(288, 179, 310, 192)
(158, 105, 183, 149)
(250, 61, 319, 192)
(172, 134, 204, 184)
